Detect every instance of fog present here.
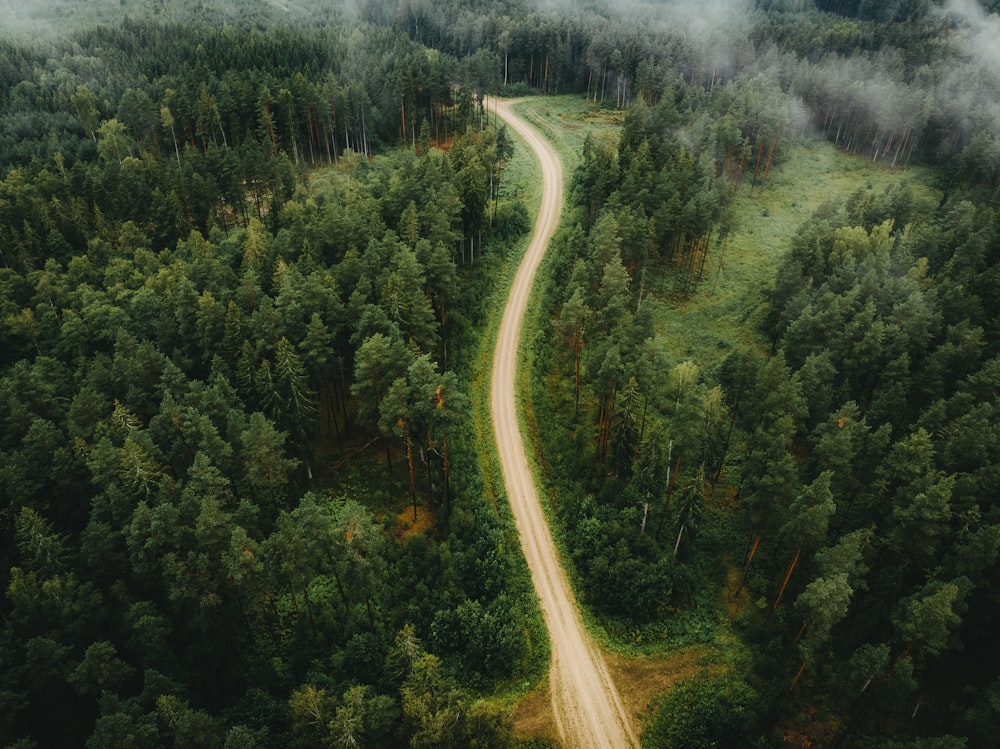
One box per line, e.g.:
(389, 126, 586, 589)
(924, 0, 1000, 147)
(587, 0, 755, 68)
(939, 0, 1000, 74)
(3, 0, 999, 165)
(0, 0, 322, 38)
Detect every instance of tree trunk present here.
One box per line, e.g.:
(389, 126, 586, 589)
(405, 432, 417, 521)
(338, 358, 350, 435)
(170, 124, 181, 168)
(302, 586, 318, 634)
(655, 455, 681, 539)
(773, 659, 808, 721)
(767, 547, 802, 622)
(401, 96, 407, 146)
(330, 385, 341, 440)
(760, 140, 777, 190)
(711, 234, 728, 298)
(750, 139, 764, 194)
(731, 532, 760, 600)
(792, 620, 807, 648)
(423, 443, 434, 510)
(443, 436, 451, 518)
(328, 559, 350, 615)
(574, 332, 582, 417)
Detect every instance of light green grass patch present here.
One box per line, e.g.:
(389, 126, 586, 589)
(506, 96, 624, 187)
(500, 99, 939, 376)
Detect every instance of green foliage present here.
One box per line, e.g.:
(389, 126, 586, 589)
(641, 671, 765, 749)
(4, 2, 1000, 747)
(0, 14, 536, 743)
(518, 7, 1000, 744)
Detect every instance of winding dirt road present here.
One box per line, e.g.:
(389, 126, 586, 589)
(491, 100, 639, 749)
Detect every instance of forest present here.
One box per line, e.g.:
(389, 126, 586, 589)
(1, 0, 999, 747)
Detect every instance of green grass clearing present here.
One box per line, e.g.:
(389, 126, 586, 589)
(503, 96, 939, 375)
(504, 96, 624, 190)
(648, 139, 940, 371)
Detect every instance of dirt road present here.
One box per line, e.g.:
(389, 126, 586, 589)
(491, 99, 639, 749)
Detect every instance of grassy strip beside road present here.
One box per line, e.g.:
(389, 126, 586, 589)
(485, 95, 940, 745)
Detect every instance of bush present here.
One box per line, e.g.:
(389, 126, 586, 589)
(641, 671, 767, 749)
(491, 201, 531, 242)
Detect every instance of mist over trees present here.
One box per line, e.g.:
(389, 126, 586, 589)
(3, 0, 1000, 190)
(2, 0, 1000, 747)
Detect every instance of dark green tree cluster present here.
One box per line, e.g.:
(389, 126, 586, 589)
(0, 21, 536, 739)
(5, 0, 1000, 746)
(0, 17, 511, 274)
(528, 79, 797, 630)
(382, 0, 1000, 187)
(642, 671, 766, 749)
(5, 0, 1000, 225)
(719, 181, 1000, 746)
(515, 4, 1000, 746)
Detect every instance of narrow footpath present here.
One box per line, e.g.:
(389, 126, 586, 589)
(491, 99, 639, 749)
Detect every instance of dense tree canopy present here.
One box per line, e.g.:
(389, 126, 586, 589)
(0, 5, 542, 745)
(517, 3, 1000, 749)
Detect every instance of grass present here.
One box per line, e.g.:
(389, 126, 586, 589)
(464, 101, 556, 707)
(469, 95, 619, 528)
(468, 98, 558, 514)
(503, 95, 939, 376)
(465, 97, 630, 728)
(492, 96, 737, 740)
(503, 96, 624, 191)
(503, 97, 632, 647)
(511, 644, 713, 746)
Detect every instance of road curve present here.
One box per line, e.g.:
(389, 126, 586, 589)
(491, 99, 639, 749)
